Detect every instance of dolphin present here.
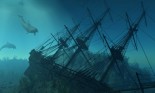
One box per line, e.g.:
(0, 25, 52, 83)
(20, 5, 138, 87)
(18, 15, 38, 35)
(0, 42, 16, 51)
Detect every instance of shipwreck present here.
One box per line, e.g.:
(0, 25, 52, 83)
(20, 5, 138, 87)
(17, 2, 155, 93)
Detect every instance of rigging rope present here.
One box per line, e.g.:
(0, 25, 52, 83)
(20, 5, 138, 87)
(137, 36, 155, 75)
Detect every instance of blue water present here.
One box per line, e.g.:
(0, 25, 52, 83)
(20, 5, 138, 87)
(0, 0, 155, 93)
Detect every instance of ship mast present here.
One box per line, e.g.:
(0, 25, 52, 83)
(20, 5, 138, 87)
(64, 8, 110, 69)
(51, 24, 80, 60)
(100, 5, 146, 82)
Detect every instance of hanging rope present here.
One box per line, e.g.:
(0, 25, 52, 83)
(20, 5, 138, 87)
(137, 36, 155, 75)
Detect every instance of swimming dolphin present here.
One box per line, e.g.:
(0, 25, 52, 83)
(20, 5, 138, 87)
(0, 42, 16, 51)
(18, 15, 38, 35)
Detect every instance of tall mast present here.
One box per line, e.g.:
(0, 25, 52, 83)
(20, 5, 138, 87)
(100, 6, 146, 82)
(64, 8, 110, 69)
(51, 24, 80, 60)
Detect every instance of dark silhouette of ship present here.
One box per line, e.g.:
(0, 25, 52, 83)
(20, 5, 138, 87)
(18, 2, 155, 93)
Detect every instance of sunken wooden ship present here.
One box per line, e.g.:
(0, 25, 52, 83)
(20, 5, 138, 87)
(17, 2, 155, 93)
